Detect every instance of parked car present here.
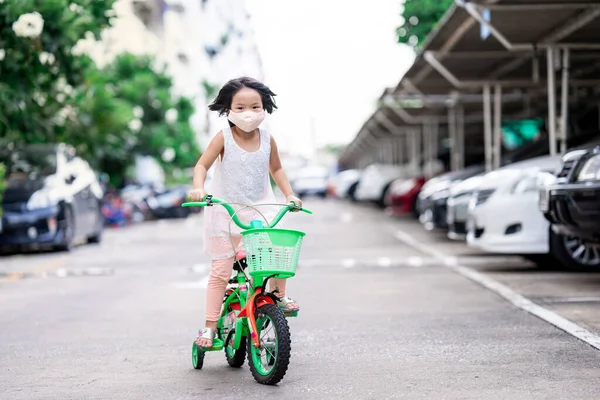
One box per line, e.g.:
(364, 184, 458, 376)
(541, 144, 600, 269)
(148, 185, 192, 219)
(0, 144, 104, 253)
(354, 163, 418, 207)
(291, 166, 329, 198)
(328, 169, 361, 198)
(417, 164, 485, 231)
(466, 155, 562, 262)
(384, 176, 426, 218)
(446, 172, 485, 240)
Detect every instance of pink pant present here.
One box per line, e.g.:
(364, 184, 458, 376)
(205, 257, 288, 322)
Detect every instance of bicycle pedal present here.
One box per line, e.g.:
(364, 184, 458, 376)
(283, 310, 299, 318)
(199, 338, 224, 352)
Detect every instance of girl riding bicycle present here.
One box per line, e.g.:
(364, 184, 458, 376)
(188, 76, 302, 349)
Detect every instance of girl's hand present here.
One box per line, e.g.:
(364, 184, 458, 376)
(286, 194, 302, 211)
(188, 188, 207, 202)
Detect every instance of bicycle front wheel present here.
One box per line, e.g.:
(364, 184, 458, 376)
(247, 304, 291, 385)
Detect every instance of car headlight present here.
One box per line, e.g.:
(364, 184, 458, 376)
(510, 176, 538, 194)
(577, 154, 600, 181)
(473, 189, 495, 205)
(431, 188, 450, 201)
(27, 189, 59, 210)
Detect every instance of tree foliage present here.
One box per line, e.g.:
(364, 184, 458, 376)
(0, 0, 200, 188)
(0, 0, 117, 144)
(397, 0, 454, 49)
(78, 53, 199, 186)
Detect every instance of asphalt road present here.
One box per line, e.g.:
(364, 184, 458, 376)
(2, 199, 600, 399)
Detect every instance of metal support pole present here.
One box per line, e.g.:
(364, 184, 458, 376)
(547, 46, 558, 156)
(422, 121, 430, 175)
(560, 48, 570, 154)
(397, 136, 405, 165)
(430, 119, 439, 176)
(411, 129, 421, 173)
(387, 139, 394, 164)
(448, 106, 457, 171)
(493, 84, 502, 170)
(483, 85, 493, 172)
(457, 103, 465, 170)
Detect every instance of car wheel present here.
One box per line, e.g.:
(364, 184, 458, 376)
(378, 183, 393, 208)
(549, 228, 600, 271)
(347, 182, 359, 202)
(520, 254, 558, 268)
(54, 206, 75, 252)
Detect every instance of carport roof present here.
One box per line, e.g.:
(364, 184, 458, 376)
(341, 0, 600, 166)
(397, 0, 600, 95)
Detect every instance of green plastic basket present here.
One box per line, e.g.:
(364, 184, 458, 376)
(241, 228, 306, 279)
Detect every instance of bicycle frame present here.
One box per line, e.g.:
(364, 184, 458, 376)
(219, 271, 276, 349)
(183, 195, 312, 350)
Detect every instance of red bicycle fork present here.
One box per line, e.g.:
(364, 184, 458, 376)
(237, 287, 276, 348)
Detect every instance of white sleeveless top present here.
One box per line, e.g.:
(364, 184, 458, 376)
(202, 126, 278, 259)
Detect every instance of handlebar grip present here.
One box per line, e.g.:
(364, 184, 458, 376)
(181, 202, 208, 207)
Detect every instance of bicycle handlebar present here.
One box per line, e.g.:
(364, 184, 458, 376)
(181, 195, 312, 230)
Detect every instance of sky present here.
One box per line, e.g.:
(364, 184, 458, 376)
(244, 0, 416, 158)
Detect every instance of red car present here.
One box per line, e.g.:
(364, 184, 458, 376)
(384, 176, 427, 218)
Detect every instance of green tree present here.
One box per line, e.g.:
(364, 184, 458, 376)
(397, 0, 453, 49)
(0, 0, 117, 146)
(80, 53, 199, 186)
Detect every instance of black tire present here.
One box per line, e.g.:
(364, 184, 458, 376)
(173, 205, 190, 219)
(549, 228, 600, 271)
(347, 182, 359, 202)
(54, 206, 75, 252)
(411, 195, 420, 219)
(247, 304, 291, 385)
(520, 253, 557, 268)
(224, 330, 247, 368)
(377, 183, 392, 208)
(192, 342, 205, 370)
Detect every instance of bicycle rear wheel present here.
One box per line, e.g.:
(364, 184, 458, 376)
(247, 304, 291, 385)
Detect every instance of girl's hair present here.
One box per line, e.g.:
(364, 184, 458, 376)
(208, 77, 277, 124)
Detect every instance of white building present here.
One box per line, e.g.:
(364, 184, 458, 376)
(85, 0, 264, 150)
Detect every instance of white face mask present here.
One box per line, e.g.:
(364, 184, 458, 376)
(227, 109, 265, 133)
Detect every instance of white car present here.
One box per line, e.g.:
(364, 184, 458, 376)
(354, 163, 418, 205)
(446, 173, 485, 240)
(466, 155, 561, 257)
(328, 169, 361, 198)
(291, 166, 329, 198)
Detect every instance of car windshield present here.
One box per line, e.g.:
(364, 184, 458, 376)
(0, 148, 57, 179)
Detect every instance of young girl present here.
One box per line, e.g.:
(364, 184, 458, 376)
(188, 76, 302, 349)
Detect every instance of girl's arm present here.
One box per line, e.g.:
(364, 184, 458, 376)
(189, 131, 224, 199)
(269, 136, 302, 207)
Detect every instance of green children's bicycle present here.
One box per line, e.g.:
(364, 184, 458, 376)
(181, 195, 312, 385)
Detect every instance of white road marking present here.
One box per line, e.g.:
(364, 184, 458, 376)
(340, 213, 354, 223)
(407, 256, 423, 267)
(393, 228, 600, 352)
(377, 257, 392, 267)
(341, 259, 356, 268)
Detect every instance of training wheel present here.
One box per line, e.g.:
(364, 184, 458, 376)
(192, 342, 205, 370)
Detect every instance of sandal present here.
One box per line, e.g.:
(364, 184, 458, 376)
(195, 328, 215, 349)
(277, 297, 300, 312)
